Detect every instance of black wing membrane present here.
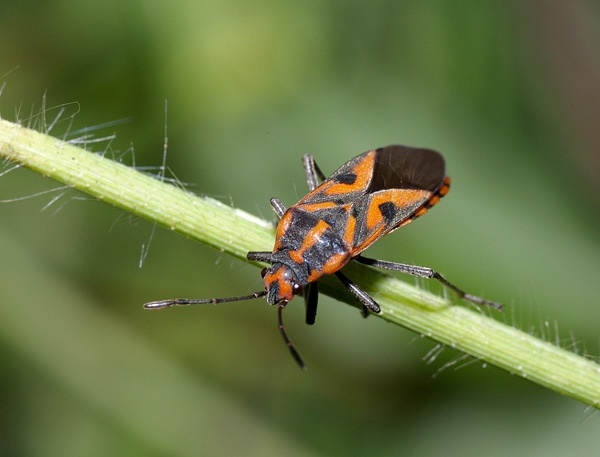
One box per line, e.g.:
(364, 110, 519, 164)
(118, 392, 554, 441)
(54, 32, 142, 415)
(368, 145, 445, 194)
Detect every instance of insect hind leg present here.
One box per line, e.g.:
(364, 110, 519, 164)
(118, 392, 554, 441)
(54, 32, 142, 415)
(302, 154, 327, 191)
(355, 256, 502, 310)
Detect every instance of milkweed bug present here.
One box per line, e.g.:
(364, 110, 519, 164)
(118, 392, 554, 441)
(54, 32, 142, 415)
(145, 145, 502, 369)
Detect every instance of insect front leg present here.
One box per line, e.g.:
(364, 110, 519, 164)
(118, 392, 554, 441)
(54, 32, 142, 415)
(303, 282, 319, 325)
(247, 251, 273, 262)
(270, 198, 286, 218)
(302, 154, 327, 191)
(355, 256, 502, 310)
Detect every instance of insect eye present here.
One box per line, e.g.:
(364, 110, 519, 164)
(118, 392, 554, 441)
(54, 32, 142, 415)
(291, 283, 303, 295)
(260, 267, 269, 278)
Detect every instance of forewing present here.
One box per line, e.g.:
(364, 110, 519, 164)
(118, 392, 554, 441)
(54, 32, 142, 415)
(350, 187, 433, 254)
(294, 145, 447, 256)
(349, 145, 447, 254)
(296, 149, 377, 208)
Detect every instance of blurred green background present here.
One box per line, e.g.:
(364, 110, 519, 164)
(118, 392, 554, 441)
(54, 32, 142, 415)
(1, 1, 600, 455)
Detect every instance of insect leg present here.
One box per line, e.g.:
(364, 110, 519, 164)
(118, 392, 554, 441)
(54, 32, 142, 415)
(247, 251, 272, 262)
(303, 282, 319, 325)
(355, 256, 503, 310)
(278, 302, 306, 370)
(270, 197, 287, 218)
(335, 271, 381, 314)
(302, 154, 327, 191)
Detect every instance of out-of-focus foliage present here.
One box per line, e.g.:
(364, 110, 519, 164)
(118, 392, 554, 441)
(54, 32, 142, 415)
(1, 1, 599, 456)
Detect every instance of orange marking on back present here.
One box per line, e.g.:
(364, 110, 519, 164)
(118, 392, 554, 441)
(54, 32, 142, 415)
(413, 206, 429, 217)
(394, 176, 450, 230)
(322, 151, 376, 196)
(288, 250, 304, 264)
(351, 225, 387, 255)
(288, 219, 330, 264)
(321, 252, 350, 276)
(427, 195, 441, 207)
(365, 189, 431, 229)
(365, 194, 385, 230)
(297, 201, 338, 213)
(352, 188, 432, 255)
(307, 251, 351, 282)
(264, 267, 294, 302)
(438, 177, 450, 196)
(307, 270, 320, 283)
(274, 211, 294, 251)
(343, 213, 356, 247)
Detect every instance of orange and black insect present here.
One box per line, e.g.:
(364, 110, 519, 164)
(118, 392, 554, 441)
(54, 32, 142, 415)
(145, 145, 502, 369)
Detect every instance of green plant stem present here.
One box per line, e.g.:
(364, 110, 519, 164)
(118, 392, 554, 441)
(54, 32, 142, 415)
(1, 118, 599, 408)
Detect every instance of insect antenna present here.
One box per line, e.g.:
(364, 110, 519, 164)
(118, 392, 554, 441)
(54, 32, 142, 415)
(145, 292, 307, 369)
(278, 302, 306, 370)
(143, 290, 268, 309)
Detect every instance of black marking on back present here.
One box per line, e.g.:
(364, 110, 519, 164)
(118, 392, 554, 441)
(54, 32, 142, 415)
(378, 201, 398, 223)
(334, 172, 357, 185)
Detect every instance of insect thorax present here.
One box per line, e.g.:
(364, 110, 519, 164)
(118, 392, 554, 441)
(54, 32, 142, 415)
(271, 207, 353, 287)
